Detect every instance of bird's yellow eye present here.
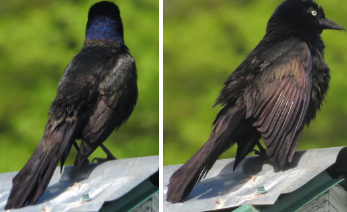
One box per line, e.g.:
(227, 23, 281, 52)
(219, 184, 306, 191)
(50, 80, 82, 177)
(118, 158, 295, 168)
(311, 10, 317, 16)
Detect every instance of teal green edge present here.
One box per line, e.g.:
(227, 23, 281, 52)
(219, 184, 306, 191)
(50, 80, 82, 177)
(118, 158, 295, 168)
(99, 179, 159, 212)
(234, 171, 344, 212)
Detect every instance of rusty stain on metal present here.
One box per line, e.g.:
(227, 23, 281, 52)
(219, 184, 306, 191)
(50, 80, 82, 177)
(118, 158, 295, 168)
(68, 182, 82, 190)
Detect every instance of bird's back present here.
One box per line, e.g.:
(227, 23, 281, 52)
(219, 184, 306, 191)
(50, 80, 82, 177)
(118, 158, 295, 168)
(50, 45, 135, 116)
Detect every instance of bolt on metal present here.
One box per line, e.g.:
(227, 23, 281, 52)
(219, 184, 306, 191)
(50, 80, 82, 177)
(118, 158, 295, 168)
(81, 192, 92, 202)
(256, 185, 267, 194)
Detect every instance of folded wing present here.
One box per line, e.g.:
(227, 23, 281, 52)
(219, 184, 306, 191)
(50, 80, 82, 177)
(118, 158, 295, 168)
(245, 41, 312, 165)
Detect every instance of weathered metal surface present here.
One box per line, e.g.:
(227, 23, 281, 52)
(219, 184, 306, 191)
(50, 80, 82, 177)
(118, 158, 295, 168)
(163, 147, 347, 212)
(0, 155, 158, 212)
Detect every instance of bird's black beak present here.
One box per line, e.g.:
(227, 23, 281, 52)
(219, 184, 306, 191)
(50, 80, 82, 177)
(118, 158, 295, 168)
(319, 18, 345, 31)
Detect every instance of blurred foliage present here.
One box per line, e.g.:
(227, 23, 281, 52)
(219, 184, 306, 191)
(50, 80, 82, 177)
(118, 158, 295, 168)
(0, 0, 159, 172)
(164, 0, 347, 165)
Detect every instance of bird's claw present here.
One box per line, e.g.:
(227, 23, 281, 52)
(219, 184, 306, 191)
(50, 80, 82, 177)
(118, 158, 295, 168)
(92, 156, 117, 164)
(253, 149, 267, 157)
(83, 159, 90, 165)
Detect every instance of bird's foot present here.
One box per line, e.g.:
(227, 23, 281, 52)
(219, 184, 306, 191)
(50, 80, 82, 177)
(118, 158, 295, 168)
(253, 149, 267, 157)
(92, 155, 117, 163)
(92, 144, 117, 163)
(82, 159, 90, 165)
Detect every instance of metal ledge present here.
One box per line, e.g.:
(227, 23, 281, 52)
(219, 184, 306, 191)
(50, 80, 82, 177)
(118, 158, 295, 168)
(0, 156, 159, 212)
(163, 147, 347, 212)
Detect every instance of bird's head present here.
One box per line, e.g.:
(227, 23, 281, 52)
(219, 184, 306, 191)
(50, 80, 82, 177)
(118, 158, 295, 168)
(267, 0, 344, 37)
(85, 1, 124, 45)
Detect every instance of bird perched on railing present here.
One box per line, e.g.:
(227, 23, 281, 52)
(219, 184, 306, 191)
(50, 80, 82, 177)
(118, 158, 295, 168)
(167, 0, 344, 203)
(5, 1, 138, 209)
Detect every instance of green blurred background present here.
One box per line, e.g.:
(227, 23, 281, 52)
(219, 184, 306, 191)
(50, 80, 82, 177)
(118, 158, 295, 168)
(164, 0, 347, 166)
(0, 0, 158, 172)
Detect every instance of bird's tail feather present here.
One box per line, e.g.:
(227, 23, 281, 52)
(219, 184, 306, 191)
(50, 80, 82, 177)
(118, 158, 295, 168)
(166, 107, 245, 203)
(5, 121, 76, 209)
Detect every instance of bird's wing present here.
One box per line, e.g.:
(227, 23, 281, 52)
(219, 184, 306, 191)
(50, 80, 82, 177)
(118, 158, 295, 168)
(244, 41, 312, 165)
(74, 52, 137, 167)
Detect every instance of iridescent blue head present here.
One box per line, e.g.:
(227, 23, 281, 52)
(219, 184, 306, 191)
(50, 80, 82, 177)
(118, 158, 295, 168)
(85, 1, 124, 45)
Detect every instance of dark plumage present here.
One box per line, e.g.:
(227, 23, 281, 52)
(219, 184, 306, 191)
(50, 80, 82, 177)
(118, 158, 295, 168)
(167, 0, 344, 203)
(5, 1, 137, 209)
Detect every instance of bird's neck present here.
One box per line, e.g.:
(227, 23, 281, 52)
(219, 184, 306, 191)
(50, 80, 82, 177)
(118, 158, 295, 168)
(264, 27, 325, 53)
(84, 16, 124, 47)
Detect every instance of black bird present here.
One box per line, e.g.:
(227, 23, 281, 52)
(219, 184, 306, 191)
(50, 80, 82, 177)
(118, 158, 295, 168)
(167, 0, 344, 203)
(5, 1, 137, 209)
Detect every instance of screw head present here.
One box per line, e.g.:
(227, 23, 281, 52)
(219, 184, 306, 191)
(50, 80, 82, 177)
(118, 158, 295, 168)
(81, 192, 92, 202)
(257, 185, 267, 194)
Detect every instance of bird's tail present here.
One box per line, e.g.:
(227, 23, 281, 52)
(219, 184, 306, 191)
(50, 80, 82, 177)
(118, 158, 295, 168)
(166, 107, 245, 203)
(5, 120, 76, 209)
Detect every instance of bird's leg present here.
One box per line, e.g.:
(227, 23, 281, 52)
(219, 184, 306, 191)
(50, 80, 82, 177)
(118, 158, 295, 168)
(72, 140, 80, 152)
(257, 141, 266, 153)
(92, 144, 117, 163)
(99, 143, 117, 160)
(72, 141, 90, 165)
(253, 141, 267, 157)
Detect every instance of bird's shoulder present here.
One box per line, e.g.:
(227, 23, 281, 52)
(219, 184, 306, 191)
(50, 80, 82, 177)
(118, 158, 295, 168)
(65, 46, 132, 76)
(59, 46, 134, 87)
(254, 37, 310, 70)
(98, 48, 137, 95)
(247, 37, 312, 83)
